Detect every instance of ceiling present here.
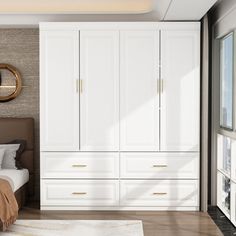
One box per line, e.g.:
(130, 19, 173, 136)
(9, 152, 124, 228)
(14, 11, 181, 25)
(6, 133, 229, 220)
(0, 0, 218, 26)
(163, 0, 218, 20)
(0, 0, 153, 14)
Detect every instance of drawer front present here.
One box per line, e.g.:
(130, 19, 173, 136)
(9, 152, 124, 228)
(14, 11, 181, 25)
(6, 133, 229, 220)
(41, 152, 119, 178)
(120, 153, 199, 179)
(120, 180, 199, 207)
(41, 180, 119, 206)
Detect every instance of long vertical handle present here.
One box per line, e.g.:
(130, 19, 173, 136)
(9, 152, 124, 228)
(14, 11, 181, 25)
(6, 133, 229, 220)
(160, 79, 164, 93)
(157, 79, 159, 94)
(76, 79, 79, 93)
(80, 79, 83, 94)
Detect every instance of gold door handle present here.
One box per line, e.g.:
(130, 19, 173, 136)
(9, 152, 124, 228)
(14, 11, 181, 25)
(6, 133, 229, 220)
(153, 192, 167, 195)
(72, 164, 87, 168)
(76, 79, 79, 93)
(80, 79, 83, 94)
(160, 79, 164, 93)
(153, 165, 167, 168)
(157, 79, 159, 94)
(72, 192, 87, 195)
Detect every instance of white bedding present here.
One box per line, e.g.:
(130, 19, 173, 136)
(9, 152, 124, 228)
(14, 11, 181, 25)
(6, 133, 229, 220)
(0, 169, 29, 192)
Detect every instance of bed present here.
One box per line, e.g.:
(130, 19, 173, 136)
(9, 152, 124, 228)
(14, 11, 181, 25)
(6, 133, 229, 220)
(0, 118, 34, 208)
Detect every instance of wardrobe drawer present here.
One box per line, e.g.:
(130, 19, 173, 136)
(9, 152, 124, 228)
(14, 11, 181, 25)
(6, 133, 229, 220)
(41, 180, 119, 206)
(120, 180, 199, 207)
(120, 153, 199, 179)
(41, 152, 119, 178)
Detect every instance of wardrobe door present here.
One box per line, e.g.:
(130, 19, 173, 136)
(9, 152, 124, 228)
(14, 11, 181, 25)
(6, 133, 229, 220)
(160, 30, 200, 151)
(80, 31, 119, 151)
(40, 30, 80, 151)
(120, 31, 159, 151)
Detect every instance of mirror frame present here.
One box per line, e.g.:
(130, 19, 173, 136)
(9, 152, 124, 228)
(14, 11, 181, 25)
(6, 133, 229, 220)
(0, 63, 22, 102)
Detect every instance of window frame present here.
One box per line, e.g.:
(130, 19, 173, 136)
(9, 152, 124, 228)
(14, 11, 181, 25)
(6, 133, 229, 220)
(219, 31, 234, 131)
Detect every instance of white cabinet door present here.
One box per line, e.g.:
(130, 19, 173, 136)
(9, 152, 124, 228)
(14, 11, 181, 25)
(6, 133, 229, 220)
(40, 30, 79, 151)
(120, 31, 159, 151)
(80, 31, 119, 151)
(160, 30, 200, 152)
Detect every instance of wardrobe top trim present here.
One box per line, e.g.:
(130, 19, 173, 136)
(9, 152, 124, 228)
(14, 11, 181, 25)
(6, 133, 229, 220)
(40, 22, 200, 31)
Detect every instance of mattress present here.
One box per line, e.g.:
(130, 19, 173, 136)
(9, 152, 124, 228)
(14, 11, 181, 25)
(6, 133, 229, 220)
(0, 169, 29, 192)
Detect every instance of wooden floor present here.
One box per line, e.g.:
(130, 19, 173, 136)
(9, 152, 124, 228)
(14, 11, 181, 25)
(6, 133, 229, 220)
(19, 205, 223, 236)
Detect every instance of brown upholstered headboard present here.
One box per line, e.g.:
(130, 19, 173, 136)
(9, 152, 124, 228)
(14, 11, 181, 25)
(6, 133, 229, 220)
(0, 118, 34, 196)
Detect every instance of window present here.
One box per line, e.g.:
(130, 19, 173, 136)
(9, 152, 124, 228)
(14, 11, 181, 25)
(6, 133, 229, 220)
(222, 136, 231, 174)
(220, 33, 234, 130)
(221, 174, 231, 214)
(218, 135, 231, 175)
(217, 172, 231, 217)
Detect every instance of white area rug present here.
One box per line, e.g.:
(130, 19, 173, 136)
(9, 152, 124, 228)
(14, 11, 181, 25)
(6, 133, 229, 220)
(2, 220, 144, 236)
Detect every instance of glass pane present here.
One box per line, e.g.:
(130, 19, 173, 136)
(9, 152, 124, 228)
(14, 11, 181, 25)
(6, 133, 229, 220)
(222, 136, 231, 175)
(221, 175, 231, 214)
(220, 33, 234, 129)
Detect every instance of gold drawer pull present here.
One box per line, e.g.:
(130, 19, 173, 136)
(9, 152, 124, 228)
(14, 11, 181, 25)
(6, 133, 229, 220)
(72, 164, 87, 168)
(72, 192, 87, 195)
(153, 192, 167, 195)
(153, 165, 167, 168)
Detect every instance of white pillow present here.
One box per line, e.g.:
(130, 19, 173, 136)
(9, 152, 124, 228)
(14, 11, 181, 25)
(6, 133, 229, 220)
(0, 149, 5, 169)
(0, 144, 20, 169)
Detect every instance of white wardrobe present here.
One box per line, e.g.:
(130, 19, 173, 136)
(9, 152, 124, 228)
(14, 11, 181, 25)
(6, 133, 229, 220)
(40, 22, 200, 210)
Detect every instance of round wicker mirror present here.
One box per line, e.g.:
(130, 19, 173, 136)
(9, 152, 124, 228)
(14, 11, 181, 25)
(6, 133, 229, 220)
(0, 64, 22, 102)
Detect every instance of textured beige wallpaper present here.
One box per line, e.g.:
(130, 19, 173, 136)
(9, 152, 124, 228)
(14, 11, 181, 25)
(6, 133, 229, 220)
(0, 29, 39, 200)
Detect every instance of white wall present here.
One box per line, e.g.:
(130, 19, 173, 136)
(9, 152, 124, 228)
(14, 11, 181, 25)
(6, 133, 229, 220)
(210, 0, 236, 38)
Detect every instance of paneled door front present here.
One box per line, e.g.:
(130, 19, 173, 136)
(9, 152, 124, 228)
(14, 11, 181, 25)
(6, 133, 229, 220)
(80, 31, 119, 151)
(160, 30, 200, 151)
(120, 31, 159, 151)
(40, 30, 80, 151)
